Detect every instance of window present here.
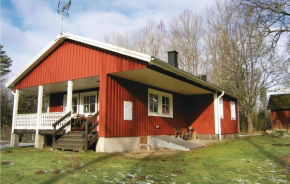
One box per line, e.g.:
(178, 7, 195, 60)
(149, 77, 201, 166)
(63, 94, 79, 114)
(63, 91, 98, 116)
(148, 88, 173, 118)
(230, 101, 236, 120)
(219, 98, 224, 118)
(83, 95, 95, 113)
(80, 91, 98, 115)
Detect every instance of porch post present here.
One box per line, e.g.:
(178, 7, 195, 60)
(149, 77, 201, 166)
(10, 89, 19, 147)
(66, 80, 73, 131)
(35, 85, 44, 149)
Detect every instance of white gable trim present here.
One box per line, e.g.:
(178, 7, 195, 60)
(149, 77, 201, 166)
(6, 33, 152, 89)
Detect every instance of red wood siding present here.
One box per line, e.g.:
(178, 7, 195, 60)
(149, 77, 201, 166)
(14, 40, 147, 90)
(221, 96, 239, 134)
(271, 110, 290, 130)
(49, 93, 64, 112)
(99, 75, 188, 137)
(188, 94, 215, 134)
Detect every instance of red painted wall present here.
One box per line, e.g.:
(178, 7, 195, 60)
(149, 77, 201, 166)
(271, 110, 290, 130)
(221, 96, 239, 134)
(188, 94, 215, 134)
(14, 40, 147, 90)
(99, 75, 189, 137)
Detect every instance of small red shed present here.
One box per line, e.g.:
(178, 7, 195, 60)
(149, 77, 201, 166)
(267, 94, 290, 130)
(6, 33, 239, 152)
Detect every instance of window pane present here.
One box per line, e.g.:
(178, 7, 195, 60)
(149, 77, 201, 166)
(84, 96, 89, 104)
(72, 97, 77, 105)
(162, 105, 166, 114)
(162, 96, 165, 104)
(166, 105, 169, 114)
(162, 105, 169, 114)
(72, 106, 77, 114)
(90, 104, 95, 113)
(90, 95, 95, 103)
(149, 103, 154, 112)
(84, 105, 89, 113)
(153, 103, 158, 112)
(153, 95, 158, 103)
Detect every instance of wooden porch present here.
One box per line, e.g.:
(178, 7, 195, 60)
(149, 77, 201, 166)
(13, 111, 99, 152)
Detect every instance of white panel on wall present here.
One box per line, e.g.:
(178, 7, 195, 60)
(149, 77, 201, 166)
(124, 101, 133, 120)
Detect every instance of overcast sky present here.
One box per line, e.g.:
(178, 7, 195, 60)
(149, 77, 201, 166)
(1, 0, 216, 79)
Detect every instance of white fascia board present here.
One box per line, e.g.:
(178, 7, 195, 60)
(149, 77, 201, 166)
(6, 33, 152, 89)
(5, 34, 65, 89)
(63, 33, 152, 62)
(150, 58, 239, 99)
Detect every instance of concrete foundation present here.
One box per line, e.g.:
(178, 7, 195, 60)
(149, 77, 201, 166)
(35, 134, 44, 149)
(96, 137, 139, 153)
(10, 133, 19, 147)
(148, 136, 203, 151)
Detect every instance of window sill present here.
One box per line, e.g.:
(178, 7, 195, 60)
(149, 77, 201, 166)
(149, 113, 173, 118)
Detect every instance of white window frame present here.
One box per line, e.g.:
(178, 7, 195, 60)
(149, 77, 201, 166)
(80, 91, 98, 116)
(219, 97, 224, 118)
(148, 88, 173, 118)
(63, 94, 79, 114)
(230, 101, 236, 120)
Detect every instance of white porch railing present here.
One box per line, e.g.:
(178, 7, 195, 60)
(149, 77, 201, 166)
(15, 112, 69, 130)
(15, 114, 37, 129)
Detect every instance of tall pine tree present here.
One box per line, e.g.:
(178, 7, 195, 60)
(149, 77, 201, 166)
(0, 45, 12, 76)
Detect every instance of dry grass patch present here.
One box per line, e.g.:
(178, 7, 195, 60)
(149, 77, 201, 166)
(282, 154, 290, 168)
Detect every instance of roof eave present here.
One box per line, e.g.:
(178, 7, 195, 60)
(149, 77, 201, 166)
(150, 58, 239, 99)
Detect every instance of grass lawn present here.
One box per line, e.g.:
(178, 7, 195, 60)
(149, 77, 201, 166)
(1, 136, 290, 184)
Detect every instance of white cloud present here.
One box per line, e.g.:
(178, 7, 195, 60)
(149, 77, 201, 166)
(1, 0, 216, 79)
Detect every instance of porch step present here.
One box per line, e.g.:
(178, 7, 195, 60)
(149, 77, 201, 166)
(53, 144, 85, 151)
(56, 139, 85, 145)
(67, 131, 85, 135)
(64, 135, 84, 139)
(53, 131, 86, 152)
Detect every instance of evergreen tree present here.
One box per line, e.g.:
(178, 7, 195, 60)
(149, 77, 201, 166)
(0, 45, 12, 76)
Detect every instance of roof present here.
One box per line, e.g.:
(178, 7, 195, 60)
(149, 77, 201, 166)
(267, 94, 290, 110)
(5, 33, 152, 89)
(6, 33, 238, 99)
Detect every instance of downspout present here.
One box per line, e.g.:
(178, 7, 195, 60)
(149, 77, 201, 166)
(217, 91, 224, 141)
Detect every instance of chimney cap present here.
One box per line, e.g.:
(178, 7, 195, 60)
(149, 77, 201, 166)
(167, 50, 178, 54)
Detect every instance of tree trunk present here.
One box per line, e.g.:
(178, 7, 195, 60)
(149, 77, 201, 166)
(247, 113, 254, 133)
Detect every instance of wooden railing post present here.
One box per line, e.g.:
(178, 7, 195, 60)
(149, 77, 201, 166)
(51, 111, 71, 145)
(85, 122, 88, 151)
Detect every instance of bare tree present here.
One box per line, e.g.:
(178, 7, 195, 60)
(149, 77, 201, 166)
(104, 20, 168, 60)
(104, 15, 206, 75)
(239, 0, 290, 45)
(205, 1, 286, 132)
(168, 9, 204, 75)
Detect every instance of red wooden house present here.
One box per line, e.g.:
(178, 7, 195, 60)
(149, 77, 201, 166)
(6, 33, 239, 152)
(267, 94, 290, 130)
